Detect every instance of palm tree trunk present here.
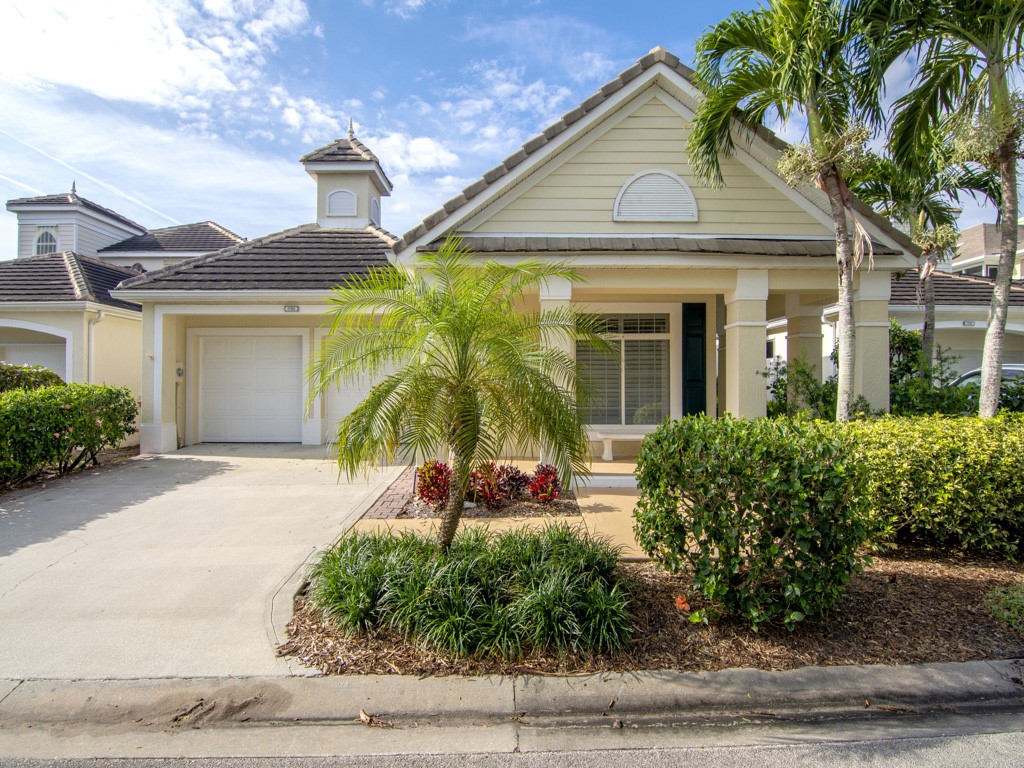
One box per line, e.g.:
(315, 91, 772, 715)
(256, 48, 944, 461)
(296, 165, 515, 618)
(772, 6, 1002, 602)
(921, 256, 936, 377)
(437, 451, 467, 551)
(821, 167, 857, 422)
(978, 138, 1020, 417)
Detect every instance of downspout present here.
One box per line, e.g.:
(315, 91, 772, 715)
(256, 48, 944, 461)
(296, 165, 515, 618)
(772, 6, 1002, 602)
(87, 310, 105, 384)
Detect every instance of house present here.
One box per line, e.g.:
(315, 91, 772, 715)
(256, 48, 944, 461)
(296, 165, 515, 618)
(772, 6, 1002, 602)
(115, 47, 917, 457)
(1, 187, 241, 392)
(951, 221, 1024, 279)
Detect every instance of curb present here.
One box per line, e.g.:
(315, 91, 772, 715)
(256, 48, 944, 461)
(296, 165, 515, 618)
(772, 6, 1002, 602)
(1, 659, 1021, 728)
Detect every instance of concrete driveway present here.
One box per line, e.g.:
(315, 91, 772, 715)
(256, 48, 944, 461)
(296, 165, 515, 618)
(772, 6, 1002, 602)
(0, 445, 402, 680)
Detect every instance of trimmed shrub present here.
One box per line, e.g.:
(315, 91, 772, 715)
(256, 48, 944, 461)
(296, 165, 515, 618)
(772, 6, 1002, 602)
(529, 463, 561, 503)
(307, 522, 631, 659)
(634, 416, 870, 629)
(467, 462, 502, 507)
(0, 384, 138, 487)
(415, 460, 451, 509)
(846, 415, 1024, 558)
(0, 362, 63, 393)
(495, 464, 529, 500)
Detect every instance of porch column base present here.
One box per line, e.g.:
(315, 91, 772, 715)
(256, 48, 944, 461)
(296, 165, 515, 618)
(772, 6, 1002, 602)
(140, 422, 178, 454)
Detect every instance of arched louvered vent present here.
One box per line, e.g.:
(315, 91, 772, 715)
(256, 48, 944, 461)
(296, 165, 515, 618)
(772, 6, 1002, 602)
(613, 170, 698, 222)
(370, 197, 381, 226)
(327, 189, 357, 216)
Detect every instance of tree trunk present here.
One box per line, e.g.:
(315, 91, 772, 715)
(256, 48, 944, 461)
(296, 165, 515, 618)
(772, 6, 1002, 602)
(921, 255, 936, 377)
(437, 451, 467, 552)
(821, 167, 857, 422)
(978, 138, 1020, 417)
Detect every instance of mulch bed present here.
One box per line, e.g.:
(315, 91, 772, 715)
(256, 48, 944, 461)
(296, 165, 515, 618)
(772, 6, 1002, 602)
(397, 492, 580, 520)
(278, 547, 1024, 676)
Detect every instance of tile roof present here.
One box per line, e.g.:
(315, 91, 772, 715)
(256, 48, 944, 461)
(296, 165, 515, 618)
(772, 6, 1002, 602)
(5, 192, 146, 233)
(891, 270, 1024, 307)
(0, 252, 141, 311)
(117, 224, 397, 292)
(98, 221, 243, 253)
(394, 46, 917, 259)
(300, 135, 381, 164)
(421, 235, 900, 257)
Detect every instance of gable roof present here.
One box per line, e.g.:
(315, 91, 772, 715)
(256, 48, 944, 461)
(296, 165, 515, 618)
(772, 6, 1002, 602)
(5, 191, 146, 232)
(891, 270, 1024, 307)
(98, 221, 243, 253)
(0, 252, 141, 311)
(116, 225, 396, 292)
(395, 46, 917, 259)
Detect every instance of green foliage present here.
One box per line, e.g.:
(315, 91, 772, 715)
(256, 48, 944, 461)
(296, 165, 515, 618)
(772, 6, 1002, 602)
(0, 384, 138, 487)
(634, 416, 870, 630)
(847, 415, 1024, 558)
(0, 362, 64, 393)
(985, 584, 1024, 635)
(307, 523, 631, 659)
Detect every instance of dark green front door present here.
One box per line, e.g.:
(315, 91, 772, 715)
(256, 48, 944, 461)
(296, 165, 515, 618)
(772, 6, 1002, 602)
(682, 303, 706, 416)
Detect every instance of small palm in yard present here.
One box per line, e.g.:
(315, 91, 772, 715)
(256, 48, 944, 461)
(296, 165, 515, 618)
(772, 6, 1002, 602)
(308, 236, 611, 550)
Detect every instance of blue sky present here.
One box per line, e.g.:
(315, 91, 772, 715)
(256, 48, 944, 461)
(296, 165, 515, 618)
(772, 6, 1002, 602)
(0, 0, 1007, 259)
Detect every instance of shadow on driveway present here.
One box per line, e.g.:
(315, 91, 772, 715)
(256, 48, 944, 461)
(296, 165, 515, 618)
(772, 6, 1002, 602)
(0, 455, 233, 558)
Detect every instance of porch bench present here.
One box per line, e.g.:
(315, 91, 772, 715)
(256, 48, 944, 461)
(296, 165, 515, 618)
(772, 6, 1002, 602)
(587, 427, 654, 461)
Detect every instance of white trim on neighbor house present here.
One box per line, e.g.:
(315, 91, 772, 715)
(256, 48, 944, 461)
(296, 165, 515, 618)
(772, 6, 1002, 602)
(113, 290, 337, 303)
(7, 203, 145, 238)
(0, 318, 73, 381)
(0, 301, 140, 321)
(184, 327, 317, 447)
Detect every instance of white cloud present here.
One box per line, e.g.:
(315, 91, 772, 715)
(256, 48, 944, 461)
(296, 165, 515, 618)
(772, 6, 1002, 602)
(369, 132, 459, 175)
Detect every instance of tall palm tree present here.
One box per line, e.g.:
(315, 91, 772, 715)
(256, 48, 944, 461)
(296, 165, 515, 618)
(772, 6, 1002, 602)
(688, 0, 874, 422)
(308, 237, 610, 550)
(850, 0, 1024, 416)
(847, 148, 999, 372)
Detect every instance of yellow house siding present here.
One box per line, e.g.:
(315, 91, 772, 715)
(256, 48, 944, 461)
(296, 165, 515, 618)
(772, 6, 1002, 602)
(470, 96, 831, 237)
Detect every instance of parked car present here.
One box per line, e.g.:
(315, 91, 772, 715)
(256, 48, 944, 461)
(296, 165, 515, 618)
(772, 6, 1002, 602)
(952, 364, 1024, 388)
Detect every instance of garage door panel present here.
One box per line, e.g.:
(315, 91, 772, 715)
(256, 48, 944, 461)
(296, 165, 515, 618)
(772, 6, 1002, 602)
(200, 335, 303, 443)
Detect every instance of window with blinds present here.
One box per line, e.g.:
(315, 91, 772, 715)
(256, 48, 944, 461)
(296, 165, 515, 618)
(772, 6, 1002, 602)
(577, 314, 671, 425)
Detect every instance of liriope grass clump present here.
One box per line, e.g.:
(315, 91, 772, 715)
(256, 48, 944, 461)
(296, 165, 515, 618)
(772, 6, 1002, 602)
(307, 523, 632, 659)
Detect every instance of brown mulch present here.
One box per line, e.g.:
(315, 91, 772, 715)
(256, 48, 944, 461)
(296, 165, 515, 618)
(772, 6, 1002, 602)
(398, 491, 580, 520)
(278, 547, 1024, 676)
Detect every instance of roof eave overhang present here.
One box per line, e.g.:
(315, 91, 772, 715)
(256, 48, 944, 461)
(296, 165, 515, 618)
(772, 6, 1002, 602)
(0, 299, 141, 317)
(111, 289, 336, 304)
(303, 162, 393, 195)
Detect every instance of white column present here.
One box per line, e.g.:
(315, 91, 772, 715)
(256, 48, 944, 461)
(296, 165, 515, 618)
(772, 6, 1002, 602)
(854, 270, 891, 412)
(724, 270, 768, 418)
(540, 276, 572, 463)
(785, 294, 824, 383)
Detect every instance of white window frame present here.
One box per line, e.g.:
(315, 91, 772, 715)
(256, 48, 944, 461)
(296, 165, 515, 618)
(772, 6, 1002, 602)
(577, 303, 682, 427)
(34, 227, 58, 255)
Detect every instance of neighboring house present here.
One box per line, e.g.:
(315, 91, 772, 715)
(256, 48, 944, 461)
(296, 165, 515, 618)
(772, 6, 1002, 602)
(115, 47, 917, 457)
(951, 221, 1024, 279)
(771, 270, 1024, 379)
(1, 187, 241, 392)
(0, 252, 142, 389)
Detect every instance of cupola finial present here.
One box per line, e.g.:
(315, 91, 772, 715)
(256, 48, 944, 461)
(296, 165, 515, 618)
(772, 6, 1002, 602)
(347, 117, 354, 139)
(71, 180, 77, 194)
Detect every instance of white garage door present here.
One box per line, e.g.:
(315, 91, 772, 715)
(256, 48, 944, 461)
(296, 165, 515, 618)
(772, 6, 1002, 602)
(200, 335, 303, 443)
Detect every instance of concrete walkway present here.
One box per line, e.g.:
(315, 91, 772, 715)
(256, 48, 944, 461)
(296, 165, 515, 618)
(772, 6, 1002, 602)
(0, 445, 402, 680)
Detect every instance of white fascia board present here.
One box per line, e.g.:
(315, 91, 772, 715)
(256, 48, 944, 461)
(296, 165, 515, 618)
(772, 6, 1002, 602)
(111, 289, 334, 305)
(397, 65, 675, 259)
(304, 162, 393, 195)
(101, 250, 207, 260)
(456, 253, 913, 271)
(456, 232, 838, 241)
(0, 300, 141, 320)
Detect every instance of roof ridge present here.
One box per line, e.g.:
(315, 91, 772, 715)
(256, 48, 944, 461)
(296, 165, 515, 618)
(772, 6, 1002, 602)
(73, 252, 145, 277)
(119, 223, 319, 289)
(204, 220, 244, 242)
(62, 252, 93, 302)
(363, 223, 398, 246)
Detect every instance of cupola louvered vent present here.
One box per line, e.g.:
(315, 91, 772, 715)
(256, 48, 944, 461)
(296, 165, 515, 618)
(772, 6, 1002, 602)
(613, 170, 698, 222)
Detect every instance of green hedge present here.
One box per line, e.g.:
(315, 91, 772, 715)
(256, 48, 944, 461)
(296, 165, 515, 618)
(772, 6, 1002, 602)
(309, 523, 632, 659)
(847, 415, 1024, 558)
(634, 416, 870, 629)
(0, 384, 139, 487)
(0, 362, 64, 393)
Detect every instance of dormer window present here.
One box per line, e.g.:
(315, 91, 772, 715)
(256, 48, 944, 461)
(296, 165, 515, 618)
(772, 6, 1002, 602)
(327, 189, 357, 217)
(613, 170, 698, 222)
(34, 227, 58, 255)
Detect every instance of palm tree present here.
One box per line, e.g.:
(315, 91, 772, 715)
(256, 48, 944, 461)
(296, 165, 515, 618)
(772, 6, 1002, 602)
(847, 147, 999, 372)
(688, 0, 874, 422)
(850, 0, 1024, 416)
(308, 237, 610, 550)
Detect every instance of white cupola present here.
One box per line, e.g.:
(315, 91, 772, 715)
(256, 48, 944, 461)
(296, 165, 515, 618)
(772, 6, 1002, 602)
(300, 120, 392, 229)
